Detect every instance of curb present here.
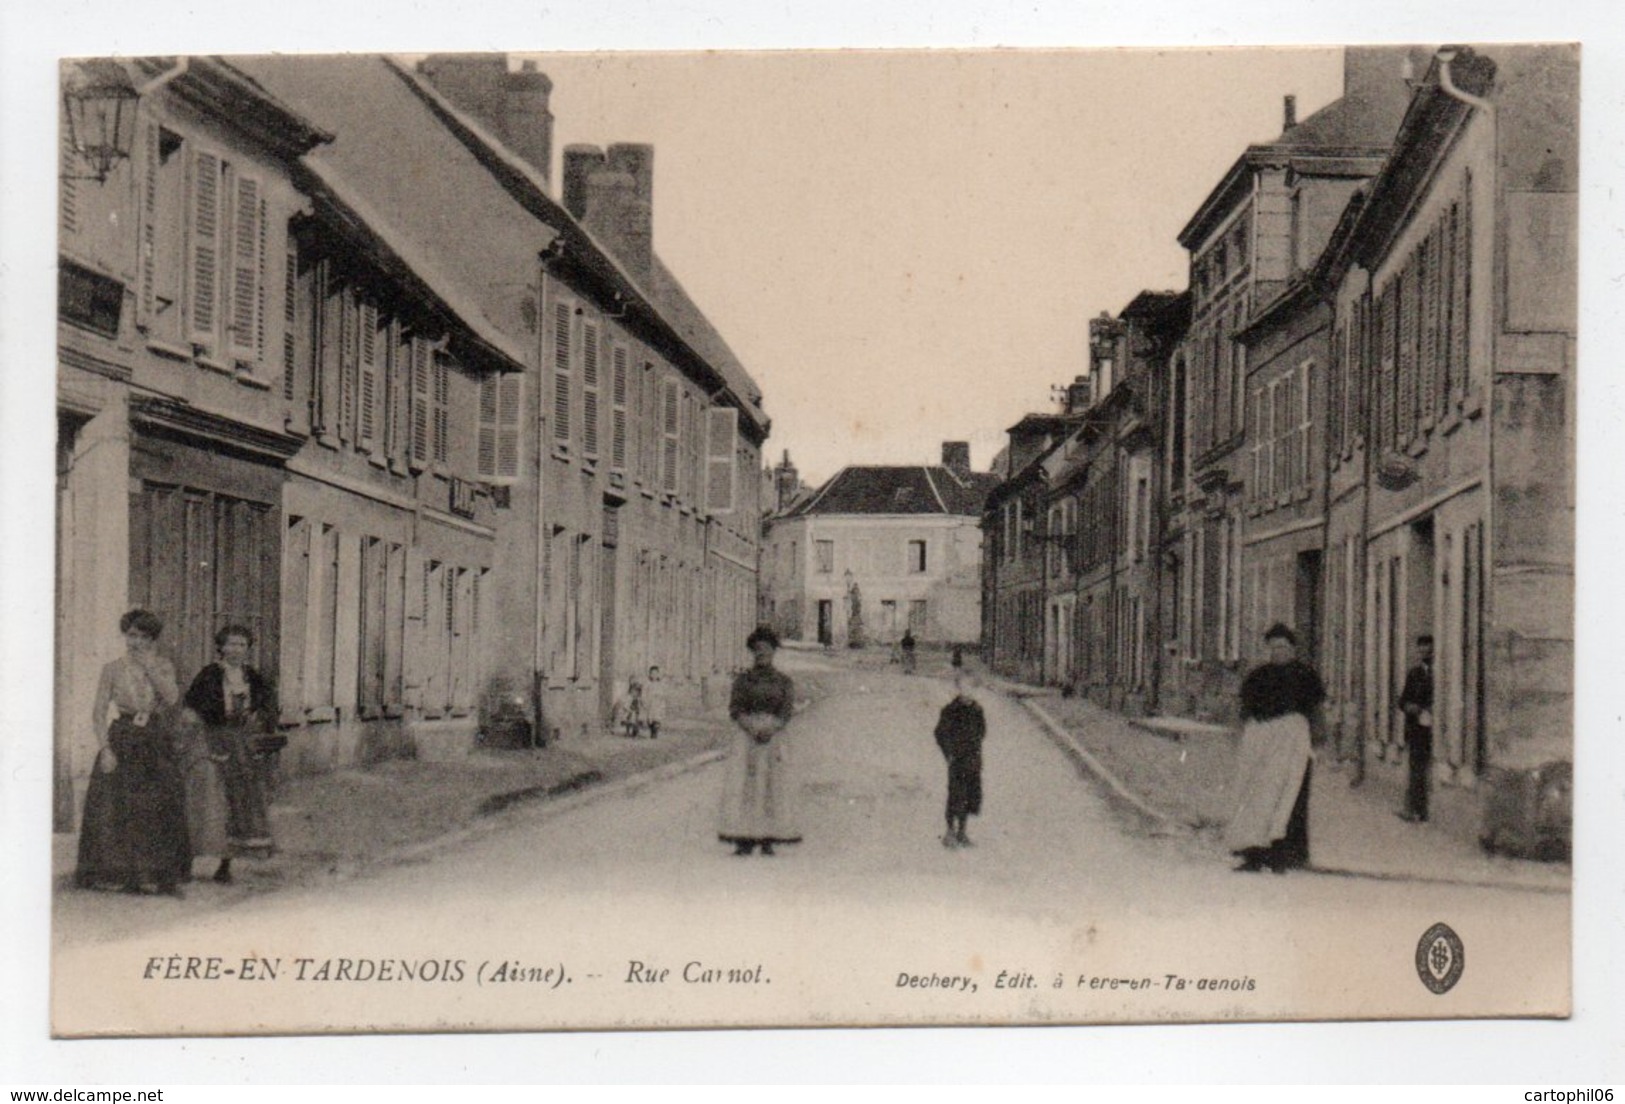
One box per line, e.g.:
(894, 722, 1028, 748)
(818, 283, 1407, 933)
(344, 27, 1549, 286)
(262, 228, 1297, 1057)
(1017, 697, 1189, 831)
(388, 746, 731, 868)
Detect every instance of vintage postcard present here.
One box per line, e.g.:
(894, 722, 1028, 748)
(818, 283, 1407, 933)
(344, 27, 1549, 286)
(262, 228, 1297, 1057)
(46, 41, 1576, 1039)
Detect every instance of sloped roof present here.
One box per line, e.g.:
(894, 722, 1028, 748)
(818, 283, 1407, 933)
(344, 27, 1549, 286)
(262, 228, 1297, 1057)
(647, 256, 763, 410)
(787, 466, 997, 519)
(229, 54, 554, 364)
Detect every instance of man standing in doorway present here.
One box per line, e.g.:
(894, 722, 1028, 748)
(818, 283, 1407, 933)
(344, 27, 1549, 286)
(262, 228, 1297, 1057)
(1397, 634, 1435, 823)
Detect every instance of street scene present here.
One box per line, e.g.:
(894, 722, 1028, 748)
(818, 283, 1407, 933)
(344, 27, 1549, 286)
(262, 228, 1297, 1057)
(47, 43, 1576, 1035)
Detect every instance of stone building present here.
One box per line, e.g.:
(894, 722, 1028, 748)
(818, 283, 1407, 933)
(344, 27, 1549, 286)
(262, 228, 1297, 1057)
(1163, 46, 1426, 722)
(1318, 44, 1576, 850)
(763, 445, 994, 649)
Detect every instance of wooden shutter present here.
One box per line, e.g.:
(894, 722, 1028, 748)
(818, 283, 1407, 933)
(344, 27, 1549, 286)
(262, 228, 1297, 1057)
(497, 374, 521, 481)
(478, 373, 498, 479)
(552, 300, 572, 444)
(228, 173, 262, 361)
(278, 516, 310, 724)
(358, 300, 380, 448)
(661, 377, 680, 494)
(432, 353, 450, 465)
(611, 345, 629, 472)
(338, 287, 357, 442)
(1298, 361, 1312, 488)
(137, 124, 159, 326)
(59, 118, 79, 236)
(1452, 193, 1470, 403)
(706, 406, 737, 514)
(582, 320, 600, 459)
(410, 335, 432, 468)
(187, 148, 222, 350)
(282, 241, 299, 402)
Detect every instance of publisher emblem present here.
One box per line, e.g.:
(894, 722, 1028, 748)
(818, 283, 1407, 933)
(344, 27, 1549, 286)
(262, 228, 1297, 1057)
(1415, 922, 1465, 994)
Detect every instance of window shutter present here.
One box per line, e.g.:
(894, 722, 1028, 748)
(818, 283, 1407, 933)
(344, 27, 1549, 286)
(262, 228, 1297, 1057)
(410, 335, 432, 467)
(497, 374, 522, 481)
(705, 406, 738, 514)
(358, 300, 380, 447)
(1452, 194, 1470, 402)
(611, 345, 628, 472)
(137, 124, 159, 326)
(278, 516, 310, 724)
(282, 241, 298, 402)
(582, 320, 600, 459)
(337, 287, 358, 442)
(432, 352, 450, 465)
(661, 377, 680, 494)
(1299, 361, 1312, 487)
(187, 148, 222, 349)
(477, 373, 498, 479)
(59, 120, 79, 236)
(552, 300, 571, 444)
(228, 173, 262, 361)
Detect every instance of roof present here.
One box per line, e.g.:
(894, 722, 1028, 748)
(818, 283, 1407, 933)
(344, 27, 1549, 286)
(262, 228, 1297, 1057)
(388, 58, 770, 439)
(1178, 49, 1424, 249)
(786, 466, 998, 519)
(228, 55, 553, 369)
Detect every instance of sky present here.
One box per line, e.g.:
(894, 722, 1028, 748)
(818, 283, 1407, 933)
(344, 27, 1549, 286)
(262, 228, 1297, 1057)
(533, 48, 1346, 486)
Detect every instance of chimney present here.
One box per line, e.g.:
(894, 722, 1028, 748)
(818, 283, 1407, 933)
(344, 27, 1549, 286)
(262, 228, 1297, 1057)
(1342, 44, 1431, 100)
(562, 145, 606, 220)
(501, 61, 554, 187)
(1066, 375, 1092, 414)
(941, 441, 971, 477)
(582, 167, 653, 282)
(1283, 94, 1297, 131)
(419, 54, 554, 186)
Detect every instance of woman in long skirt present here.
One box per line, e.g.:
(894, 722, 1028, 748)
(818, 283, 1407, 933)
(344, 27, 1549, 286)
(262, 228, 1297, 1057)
(74, 609, 189, 896)
(1225, 623, 1326, 874)
(182, 624, 278, 883)
(719, 626, 799, 856)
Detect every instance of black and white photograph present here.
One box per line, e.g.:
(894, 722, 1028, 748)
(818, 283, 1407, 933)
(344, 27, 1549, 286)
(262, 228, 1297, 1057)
(6, 0, 1619, 1083)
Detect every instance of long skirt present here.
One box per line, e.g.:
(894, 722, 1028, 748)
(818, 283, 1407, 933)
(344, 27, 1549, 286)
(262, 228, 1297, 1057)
(945, 753, 982, 819)
(177, 727, 230, 860)
(1224, 714, 1312, 853)
(75, 717, 191, 889)
(209, 724, 276, 855)
(718, 728, 801, 844)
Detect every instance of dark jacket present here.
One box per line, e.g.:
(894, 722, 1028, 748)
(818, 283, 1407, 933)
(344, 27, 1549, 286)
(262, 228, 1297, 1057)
(1398, 659, 1434, 739)
(183, 663, 277, 729)
(1239, 660, 1326, 724)
(934, 696, 985, 762)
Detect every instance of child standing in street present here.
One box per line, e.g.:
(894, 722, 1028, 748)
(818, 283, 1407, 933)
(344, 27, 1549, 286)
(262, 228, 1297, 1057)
(933, 673, 985, 848)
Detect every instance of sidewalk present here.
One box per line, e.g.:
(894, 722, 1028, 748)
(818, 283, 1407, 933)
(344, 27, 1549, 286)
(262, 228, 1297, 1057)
(52, 713, 733, 900)
(1018, 690, 1569, 894)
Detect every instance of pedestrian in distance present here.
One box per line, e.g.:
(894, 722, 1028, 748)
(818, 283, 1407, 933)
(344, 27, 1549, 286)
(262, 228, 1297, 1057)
(934, 672, 986, 849)
(180, 624, 280, 884)
(1397, 634, 1435, 823)
(718, 626, 800, 856)
(74, 609, 190, 897)
(1225, 623, 1326, 874)
(642, 665, 665, 740)
(900, 628, 918, 675)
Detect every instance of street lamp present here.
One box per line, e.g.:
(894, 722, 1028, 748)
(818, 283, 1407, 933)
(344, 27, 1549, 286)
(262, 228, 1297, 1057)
(62, 60, 141, 184)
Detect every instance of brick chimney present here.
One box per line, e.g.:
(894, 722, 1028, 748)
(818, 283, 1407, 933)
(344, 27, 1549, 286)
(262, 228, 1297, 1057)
(941, 441, 971, 477)
(1283, 94, 1297, 131)
(571, 143, 655, 283)
(774, 449, 800, 512)
(419, 54, 555, 187)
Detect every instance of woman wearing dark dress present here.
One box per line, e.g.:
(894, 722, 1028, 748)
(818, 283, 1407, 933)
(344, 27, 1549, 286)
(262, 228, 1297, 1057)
(182, 624, 278, 883)
(74, 609, 189, 896)
(719, 626, 799, 856)
(1225, 623, 1326, 874)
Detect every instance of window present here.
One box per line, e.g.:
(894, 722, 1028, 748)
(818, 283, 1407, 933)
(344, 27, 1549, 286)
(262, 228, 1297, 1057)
(137, 128, 270, 370)
(478, 371, 523, 483)
(909, 600, 928, 632)
(661, 377, 680, 495)
(815, 540, 835, 574)
(582, 319, 601, 460)
(552, 299, 572, 446)
(907, 539, 927, 574)
(611, 344, 629, 473)
(706, 406, 738, 513)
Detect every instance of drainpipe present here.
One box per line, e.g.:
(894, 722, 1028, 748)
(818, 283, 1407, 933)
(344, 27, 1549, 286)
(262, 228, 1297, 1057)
(1435, 47, 1497, 781)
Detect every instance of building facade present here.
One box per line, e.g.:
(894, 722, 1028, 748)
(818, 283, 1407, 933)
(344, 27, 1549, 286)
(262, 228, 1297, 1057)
(55, 53, 769, 831)
(763, 445, 993, 648)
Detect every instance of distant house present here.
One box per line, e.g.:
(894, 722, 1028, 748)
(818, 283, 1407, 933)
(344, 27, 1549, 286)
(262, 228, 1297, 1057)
(762, 444, 996, 648)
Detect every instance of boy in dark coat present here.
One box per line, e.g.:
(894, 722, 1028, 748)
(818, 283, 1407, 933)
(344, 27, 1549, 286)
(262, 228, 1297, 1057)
(1397, 634, 1435, 822)
(934, 673, 986, 848)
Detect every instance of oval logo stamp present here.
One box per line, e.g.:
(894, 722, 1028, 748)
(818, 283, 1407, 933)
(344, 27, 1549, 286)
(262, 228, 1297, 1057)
(1415, 922, 1465, 994)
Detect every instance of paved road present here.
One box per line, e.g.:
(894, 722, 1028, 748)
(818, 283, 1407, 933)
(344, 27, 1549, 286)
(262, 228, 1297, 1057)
(53, 654, 1568, 1035)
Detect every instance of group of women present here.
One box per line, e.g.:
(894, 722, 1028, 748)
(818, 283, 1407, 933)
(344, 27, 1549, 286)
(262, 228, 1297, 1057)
(75, 610, 279, 897)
